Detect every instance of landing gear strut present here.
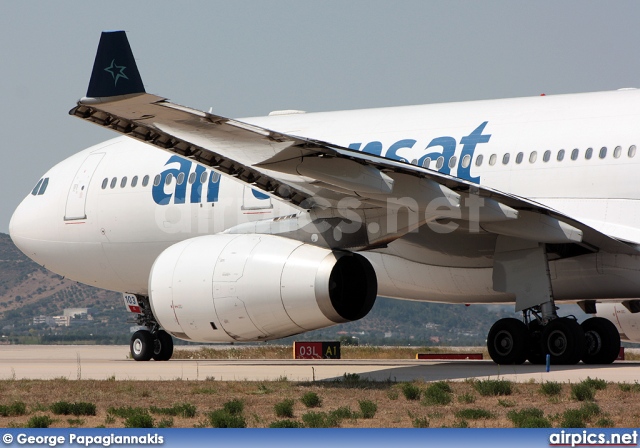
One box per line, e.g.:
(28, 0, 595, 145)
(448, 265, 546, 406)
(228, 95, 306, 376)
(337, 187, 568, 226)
(127, 295, 174, 361)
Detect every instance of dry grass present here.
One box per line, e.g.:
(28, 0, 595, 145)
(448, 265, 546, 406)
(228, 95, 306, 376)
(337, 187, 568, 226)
(0, 377, 637, 428)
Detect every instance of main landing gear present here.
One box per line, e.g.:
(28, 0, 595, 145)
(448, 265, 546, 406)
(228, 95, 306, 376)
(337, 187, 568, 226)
(487, 309, 620, 365)
(126, 294, 174, 361)
(489, 236, 620, 366)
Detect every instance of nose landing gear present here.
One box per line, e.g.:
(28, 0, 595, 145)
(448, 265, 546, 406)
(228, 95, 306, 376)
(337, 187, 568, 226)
(130, 329, 174, 361)
(124, 294, 174, 361)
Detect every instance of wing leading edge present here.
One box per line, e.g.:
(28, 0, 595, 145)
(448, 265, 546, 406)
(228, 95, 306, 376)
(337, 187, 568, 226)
(70, 31, 639, 256)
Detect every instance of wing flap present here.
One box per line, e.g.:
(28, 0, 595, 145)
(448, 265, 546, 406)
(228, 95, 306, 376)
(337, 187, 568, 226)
(70, 31, 640, 256)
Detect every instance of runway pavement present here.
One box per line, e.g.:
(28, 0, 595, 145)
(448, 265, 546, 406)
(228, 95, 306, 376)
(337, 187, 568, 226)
(1, 345, 639, 383)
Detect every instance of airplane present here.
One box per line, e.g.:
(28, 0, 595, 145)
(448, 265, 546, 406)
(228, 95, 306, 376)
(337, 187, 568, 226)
(9, 30, 640, 364)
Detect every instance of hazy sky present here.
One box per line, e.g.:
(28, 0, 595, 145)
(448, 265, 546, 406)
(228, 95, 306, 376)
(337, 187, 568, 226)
(2, 1, 640, 233)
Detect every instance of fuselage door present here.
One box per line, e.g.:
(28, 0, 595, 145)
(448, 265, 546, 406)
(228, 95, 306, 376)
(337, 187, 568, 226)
(64, 153, 104, 220)
(242, 187, 273, 212)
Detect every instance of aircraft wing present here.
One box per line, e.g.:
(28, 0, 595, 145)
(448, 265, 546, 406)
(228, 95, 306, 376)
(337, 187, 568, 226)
(70, 31, 639, 256)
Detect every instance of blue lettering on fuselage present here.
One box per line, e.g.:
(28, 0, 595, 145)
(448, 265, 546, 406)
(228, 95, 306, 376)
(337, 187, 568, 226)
(152, 155, 222, 205)
(349, 122, 491, 183)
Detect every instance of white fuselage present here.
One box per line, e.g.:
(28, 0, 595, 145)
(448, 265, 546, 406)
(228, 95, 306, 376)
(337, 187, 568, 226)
(10, 89, 640, 305)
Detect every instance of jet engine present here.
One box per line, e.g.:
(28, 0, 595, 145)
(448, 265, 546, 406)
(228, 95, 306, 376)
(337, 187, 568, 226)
(148, 234, 377, 342)
(595, 302, 640, 342)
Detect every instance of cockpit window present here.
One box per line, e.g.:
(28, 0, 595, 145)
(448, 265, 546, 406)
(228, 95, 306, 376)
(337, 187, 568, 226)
(31, 179, 43, 196)
(37, 178, 49, 195)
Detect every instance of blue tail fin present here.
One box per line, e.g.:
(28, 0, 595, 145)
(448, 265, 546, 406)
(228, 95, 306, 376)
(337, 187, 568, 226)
(86, 31, 145, 98)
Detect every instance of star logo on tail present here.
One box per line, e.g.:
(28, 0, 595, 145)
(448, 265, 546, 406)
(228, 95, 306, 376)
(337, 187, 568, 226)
(104, 59, 129, 86)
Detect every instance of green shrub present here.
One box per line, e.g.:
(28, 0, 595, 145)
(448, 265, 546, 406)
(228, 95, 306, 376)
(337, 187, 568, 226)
(67, 418, 85, 426)
(274, 399, 295, 418)
(571, 383, 595, 401)
(458, 393, 476, 404)
(507, 408, 551, 428)
(329, 406, 354, 421)
(149, 403, 196, 418)
(302, 411, 339, 428)
(422, 384, 452, 406)
(51, 401, 72, 415)
(0, 401, 27, 417)
(26, 415, 53, 428)
(595, 417, 615, 427)
(222, 399, 244, 416)
(430, 381, 453, 393)
(107, 406, 148, 419)
(412, 417, 429, 428)
(269, 419, 303, 428)
(582, 377, 607, 391)
(455, 408, 495, 420)
(561, 409, 586, 428)
(208, 409, 246, 428)
(301, 392, 322, 408)
(124, 413, 155, 428)
(473, 379, 512, 396)
(619, 382, 640, 392)
(540, 381, 562, 396)
(359, 400, 377, 419)
(341, 373, 361, 385)
(72, 402, 96, 416)
(579, 402, 601, 419)
(401, 383, 421, 401)
(497, 399, 515, 407)
(157, 417, 173, 428)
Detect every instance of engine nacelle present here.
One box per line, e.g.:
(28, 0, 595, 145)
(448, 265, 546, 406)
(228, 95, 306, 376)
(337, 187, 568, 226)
(149, 234, 377, 342)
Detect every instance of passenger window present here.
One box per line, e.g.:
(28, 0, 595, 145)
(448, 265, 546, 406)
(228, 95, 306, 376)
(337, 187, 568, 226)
(543, 150, 551, 162)
(37, 178, 49, 195)
(101, 178, 108, 189)
(110, 177, 117, 189)
(188, 172, 196, 184)
(32, 179, 43, 196)
(177, 173, 185, 185)
(515, 152, 523, 164)
(614, 146, 622, 158)
(599, 147, 607, 159)
(131, 176, 138, 187)
(629, 145, 637, 158)
(557, 149, 565, 161)
(153, 175, 161, 187)
(529, 151, 537, 163)
(210, 172, 221, 182)
(475, 154, 484, 167)
(448, 156, 457, 169)
(571, 149, 579, 161)
(435, 156, 444, 169)
(142, 175, 150, 187)
(120, 177, 127, 188)
(585, 147, 593, 160)
(489, 154, 497, 166)
(461, 154, 471, 168)
(502, 153, 510, 165)
(200, 172, 207, 183)
(165, 173, 173, 185)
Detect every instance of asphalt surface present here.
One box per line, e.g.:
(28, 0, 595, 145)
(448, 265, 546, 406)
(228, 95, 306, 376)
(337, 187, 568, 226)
(1, 345, 638, 383)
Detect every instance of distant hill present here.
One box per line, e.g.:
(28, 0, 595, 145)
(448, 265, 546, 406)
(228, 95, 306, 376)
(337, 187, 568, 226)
(0, 233, 129, 344)
(0, 233, 516, 346)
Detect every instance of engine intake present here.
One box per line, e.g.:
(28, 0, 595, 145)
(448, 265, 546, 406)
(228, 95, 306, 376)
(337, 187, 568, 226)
(148, 234, 377, 342)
